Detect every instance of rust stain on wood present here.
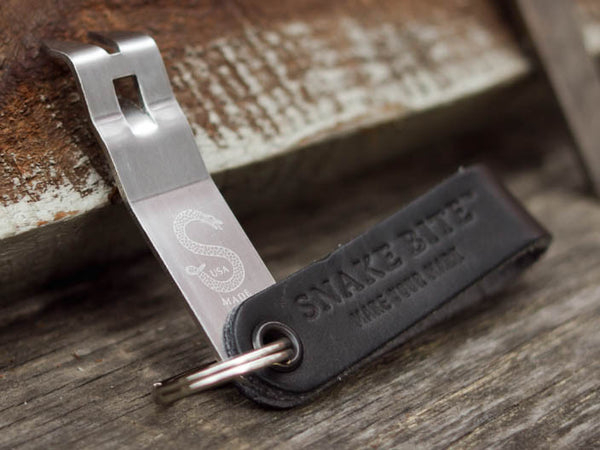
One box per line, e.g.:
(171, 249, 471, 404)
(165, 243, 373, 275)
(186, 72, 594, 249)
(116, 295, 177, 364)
(0, 0, 598, 241)
(0, 0, 529, 238)
(53, 210, 78, 220)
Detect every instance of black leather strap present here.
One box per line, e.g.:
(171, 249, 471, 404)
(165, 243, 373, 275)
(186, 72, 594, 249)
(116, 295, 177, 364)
(223, 165, 551, 408)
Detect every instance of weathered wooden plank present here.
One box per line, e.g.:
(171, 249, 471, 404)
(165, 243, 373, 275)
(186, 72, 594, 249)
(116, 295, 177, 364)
(2, 0, 597, 232)
(1, 107, 599, 448)
(516, 0, 600, 195)
(1, 0, 599, 298)
(0, 0, 532, 238)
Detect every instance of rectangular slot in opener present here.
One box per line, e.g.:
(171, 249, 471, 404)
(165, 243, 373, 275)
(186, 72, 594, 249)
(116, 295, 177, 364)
(44, 32, 275, 358)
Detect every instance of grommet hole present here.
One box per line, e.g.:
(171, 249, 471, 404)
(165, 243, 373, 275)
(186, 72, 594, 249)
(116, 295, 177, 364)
(252, 321, 302, 372)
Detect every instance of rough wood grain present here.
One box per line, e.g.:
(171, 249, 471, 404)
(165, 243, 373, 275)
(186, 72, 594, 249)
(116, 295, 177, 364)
(0, 0, 535, 299)
(1, 107, 598, 448)
(0, 0, 530, 240)
(2, 0, 600, 298)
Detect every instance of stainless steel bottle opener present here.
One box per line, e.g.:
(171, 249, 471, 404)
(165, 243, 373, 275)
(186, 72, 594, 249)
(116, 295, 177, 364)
(44, 32, 274, 358)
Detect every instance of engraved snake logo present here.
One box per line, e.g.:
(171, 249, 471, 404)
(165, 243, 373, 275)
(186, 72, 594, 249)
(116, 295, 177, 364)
(173, 209, 245, 293)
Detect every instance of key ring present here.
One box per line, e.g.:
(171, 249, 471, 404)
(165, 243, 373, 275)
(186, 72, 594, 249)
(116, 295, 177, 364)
(153, 338, 293, 405)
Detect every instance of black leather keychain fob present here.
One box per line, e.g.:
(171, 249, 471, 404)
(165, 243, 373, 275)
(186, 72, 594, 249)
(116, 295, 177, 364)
(224, 165, 551, 408)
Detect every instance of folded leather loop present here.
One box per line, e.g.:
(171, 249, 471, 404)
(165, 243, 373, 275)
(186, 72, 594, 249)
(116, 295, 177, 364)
(224, 165, 551, 408)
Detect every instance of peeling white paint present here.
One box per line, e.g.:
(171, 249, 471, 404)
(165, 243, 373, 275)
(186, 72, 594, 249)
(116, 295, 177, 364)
(2, 12, 600, 242)
(0, 173, 111, 240)
(173, 16, 530, 174)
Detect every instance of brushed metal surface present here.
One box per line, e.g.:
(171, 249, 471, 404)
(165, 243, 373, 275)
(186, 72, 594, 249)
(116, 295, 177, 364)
(132, 179, 274, 356)
(44, 32, 209, 202)
(44, 32, 274, 358)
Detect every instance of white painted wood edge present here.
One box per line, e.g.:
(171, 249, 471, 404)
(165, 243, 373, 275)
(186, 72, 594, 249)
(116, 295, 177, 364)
(0, 14, 597, 243)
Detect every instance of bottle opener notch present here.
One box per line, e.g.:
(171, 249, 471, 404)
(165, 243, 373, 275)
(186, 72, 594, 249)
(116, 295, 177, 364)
(44, 32, 275, 358)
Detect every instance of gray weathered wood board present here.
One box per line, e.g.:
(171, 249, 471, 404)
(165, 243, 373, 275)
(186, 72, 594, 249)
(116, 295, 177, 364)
(1, 107, 599, 448)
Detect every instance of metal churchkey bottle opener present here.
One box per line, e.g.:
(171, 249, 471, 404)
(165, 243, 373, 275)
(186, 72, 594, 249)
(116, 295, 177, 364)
(44, 32, 275, 358)
(46, 32, 552, 409)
